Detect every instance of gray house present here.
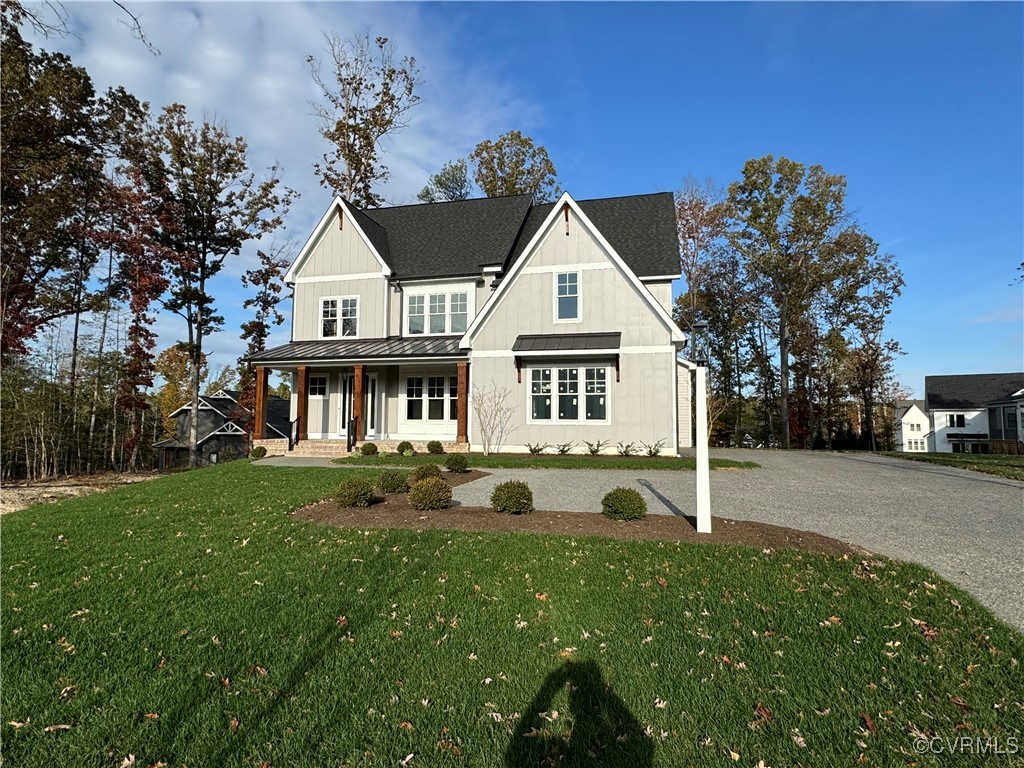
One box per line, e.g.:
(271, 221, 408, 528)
(154, 390, 290, 468)
(249, 191, 693, 454)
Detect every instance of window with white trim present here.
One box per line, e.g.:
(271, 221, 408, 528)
(309, 375, 327, 397)
(555, 272, 579, 321)
(530, 366, 609, 423)
(407, 291, 470, 336)
(449, 376, 458, 420)
(947, 414, 965, 428)
(406, 377, 423, 419)
(427, 376, 446, 420)
(321, 297, 357, 338)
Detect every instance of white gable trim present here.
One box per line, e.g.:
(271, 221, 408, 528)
(283, 197, 391, 284)
(460, 192, 686, 348)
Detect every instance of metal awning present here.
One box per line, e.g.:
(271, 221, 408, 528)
(512, 332, 621, 353)
(247, 335, 467, 366)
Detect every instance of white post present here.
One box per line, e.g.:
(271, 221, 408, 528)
(694, 365, 711, 533)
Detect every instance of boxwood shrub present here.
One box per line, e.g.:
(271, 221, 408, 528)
(601, 487, 647, 521)
(491, 480, 533, 514)
(396, 441, 415, 455)
(334, 477, 376, 508)
(249, 446, 267, 460)
(426, 440, 445, 455)
(378, 469, 410, 494)
(410, 463, 442, 484)
(408, 477, 452, 510)
(444, 453, 469, 473)
(359, 442, 379, 456)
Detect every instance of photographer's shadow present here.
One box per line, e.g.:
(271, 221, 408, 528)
(505, 660, 654, 767)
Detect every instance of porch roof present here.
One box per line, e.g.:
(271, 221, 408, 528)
(248, 335, 467, 366)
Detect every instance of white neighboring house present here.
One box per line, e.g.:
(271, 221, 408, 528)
(895, 400, 929, 452)
(924, 373, 1024, 453)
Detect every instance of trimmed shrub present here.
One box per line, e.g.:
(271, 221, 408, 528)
(334, 477, 376, 508)
(444, 453, 469, 473)
(408, 477, 452, 510)
(601, 487, 647, 521)
(426, 440, 445, 455)
(491, 480, 534, 514)
(360, 442, 379, 456)
(379, 469, 410, 494)
(249, 446, 267, 459)
(396, 441, 415, 455)
(402, 449, 415, 457)
(410, 463, 442, 484)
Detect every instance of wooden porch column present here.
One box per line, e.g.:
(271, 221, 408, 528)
(352, 364, 365, 440)
(254, 366, 270, 440)
(296, 366, 309, 441)
(456, 361, 469, 443)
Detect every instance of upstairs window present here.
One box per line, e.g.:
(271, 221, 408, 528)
(322, 296, 358, 338)
(409, 296, 425, 334)
(556, 272, 579, 321)
(947, 414, 965, 428)
(407, 291, 471, 335)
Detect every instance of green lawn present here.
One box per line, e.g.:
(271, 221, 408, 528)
(881, 451, 1024, 481)
(2, 462, 1020, 767)
(334, 452, 759, 471)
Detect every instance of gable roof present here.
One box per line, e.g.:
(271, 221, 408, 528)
(896, 399, 926, 418)
(285, 192, 680, 284)
(460, 192, 685, 347)
(924, 373, 1024, 410)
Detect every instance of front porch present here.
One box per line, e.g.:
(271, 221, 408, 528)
(248, 336, 471, 453)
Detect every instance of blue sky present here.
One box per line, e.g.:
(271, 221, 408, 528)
(33, 2, 1023, 396)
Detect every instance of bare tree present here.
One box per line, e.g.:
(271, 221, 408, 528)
(472, 381, 516, 455)
(308, 31, 421, 207)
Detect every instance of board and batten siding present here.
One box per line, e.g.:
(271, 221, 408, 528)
(472, 210, 675, 350)
(677, 363, 693, 449)
(295, 207, 383, 277)
(293, 278, 387, 341)
(644, 281, 674, 314)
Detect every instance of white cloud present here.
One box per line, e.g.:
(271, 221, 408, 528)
(26, 1, 538, 372)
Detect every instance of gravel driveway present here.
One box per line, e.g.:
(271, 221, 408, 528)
(259, 452, 1023, 629)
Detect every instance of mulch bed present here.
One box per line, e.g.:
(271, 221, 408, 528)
(293, 469, 860, 556)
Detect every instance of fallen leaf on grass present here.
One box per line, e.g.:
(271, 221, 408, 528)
(790, 728, 807, 748)
(950, 695, 968, 712)
(8, 720, 29, 728)
(229, 716, 240, 732)
(860, 713, 877, 736)
(43, 723, 73, 732)
(535, 592, 548, 601)
(654, 697, 667, 709)
(399, 721, 414, 730)
(399, 754, 415, 767)
(656, 577, 668, 589)
(119, 757, 136, 768)
(729, 749, 740, 760)
(750, 704, 773, 729)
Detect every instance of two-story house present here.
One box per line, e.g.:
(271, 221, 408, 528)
(248, 191, 693, 455)
(923, 372, 1024, 453)
(895, 399, 928, 452)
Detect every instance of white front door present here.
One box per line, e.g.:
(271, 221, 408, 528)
(338, 372, 381, 439)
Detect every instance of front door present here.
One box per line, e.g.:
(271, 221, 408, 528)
(339, 372, 381, 439)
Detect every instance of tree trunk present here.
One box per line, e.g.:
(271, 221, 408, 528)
(778, 301, 790, 450)
(87, 251, 114, 473)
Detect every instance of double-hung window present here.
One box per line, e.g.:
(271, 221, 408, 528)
(407, 291, 471, 335)
(531, 366, 608, 423)
(555, 272, 579, 321)
(427, 376, 446, 420)
(322, 297, 357, 338)
(406, 377, 424, 419)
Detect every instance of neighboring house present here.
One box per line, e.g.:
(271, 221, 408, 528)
(895, 399, 928, 452)
(986, 387, 1024, 454)
(154, 389, 290, 468)
(923, 373, 1024, 453)
(248, 191, 693, 454)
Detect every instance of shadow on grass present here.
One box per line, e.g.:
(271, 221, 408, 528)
(505, 660, 653, 767)
(637, 479, 696, 529)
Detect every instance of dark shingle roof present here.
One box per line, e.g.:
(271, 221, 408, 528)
(249, 336, 466, 364)
(924, 373, 1024, 410)
(512, 332, 621, 353)
(346, 192, 679, 281)
(364, 195, 533, 279)
(507, 193, 680, 278)
(896, 399, 926, 417)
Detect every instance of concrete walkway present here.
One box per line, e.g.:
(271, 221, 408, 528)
(256, 452, 1024, 629)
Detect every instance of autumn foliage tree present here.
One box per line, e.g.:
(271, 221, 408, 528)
(126, 104, 295, 466)
(470, 130, 561, 203)
(308, 31, 421, 207)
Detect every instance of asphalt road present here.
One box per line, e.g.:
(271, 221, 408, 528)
(259, 451, 1024, 630)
